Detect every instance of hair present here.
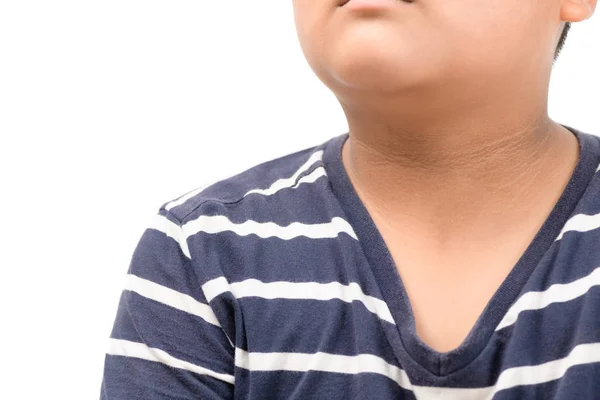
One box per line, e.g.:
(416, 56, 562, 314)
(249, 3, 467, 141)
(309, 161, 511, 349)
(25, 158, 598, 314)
(554, 22, 572, 62)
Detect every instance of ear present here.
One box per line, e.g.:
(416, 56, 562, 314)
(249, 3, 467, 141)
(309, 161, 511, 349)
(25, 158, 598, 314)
(560, 0, 597, 22)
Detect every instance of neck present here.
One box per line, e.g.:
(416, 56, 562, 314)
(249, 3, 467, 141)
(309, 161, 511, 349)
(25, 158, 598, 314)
(340, 114, 579, 239)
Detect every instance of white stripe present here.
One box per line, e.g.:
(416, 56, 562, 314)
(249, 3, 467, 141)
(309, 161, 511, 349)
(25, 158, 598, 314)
(495, 266, 600, 331)
(291, 165, 328, 188)
(107, 338, 235, 385)
(201, 277, 395, 325)
(182, 215, 358, 242)
(411, 385, 489, 400)
(243, 150, 324, 197)
(555, 212, 600, 241)
(158, 176, 353, 259)
(124, 274, 222, 328)
(596, 161, 600, 172)
(234, 347, 412, 390)
(149, 213, 191, 258)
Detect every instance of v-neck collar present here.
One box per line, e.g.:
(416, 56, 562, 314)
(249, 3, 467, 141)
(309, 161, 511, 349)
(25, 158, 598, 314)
(321, 124, 600, 376)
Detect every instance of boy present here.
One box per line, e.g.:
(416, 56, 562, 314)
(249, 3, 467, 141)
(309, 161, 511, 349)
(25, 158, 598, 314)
(100, 0, 599, 398)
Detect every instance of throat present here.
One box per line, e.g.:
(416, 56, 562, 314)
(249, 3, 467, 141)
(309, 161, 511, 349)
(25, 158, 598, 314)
(342, 123, 579, 236)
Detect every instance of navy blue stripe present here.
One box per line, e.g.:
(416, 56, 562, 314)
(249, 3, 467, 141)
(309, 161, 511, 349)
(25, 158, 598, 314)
(529, 228, 600, 291)
(187, 232, 384, 298)
(176, 174, 340, 226)
(233, 367, 416, 400)
(100, 355, 233, 400)
(497, 288, 600, 368)
(233, 296, 400, 366)
(110, 291, 234, 374)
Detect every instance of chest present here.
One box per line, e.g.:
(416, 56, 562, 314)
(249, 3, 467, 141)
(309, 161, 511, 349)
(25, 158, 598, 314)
(375, 218, 541, 353)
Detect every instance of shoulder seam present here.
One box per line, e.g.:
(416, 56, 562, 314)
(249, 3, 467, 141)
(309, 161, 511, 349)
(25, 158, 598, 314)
(161, 207, 185, 226)
(178, 162, 321, 224)
(177, 141, 331, 224)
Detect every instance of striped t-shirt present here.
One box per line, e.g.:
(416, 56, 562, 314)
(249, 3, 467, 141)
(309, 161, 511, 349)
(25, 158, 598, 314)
(100, 124, 600, 399)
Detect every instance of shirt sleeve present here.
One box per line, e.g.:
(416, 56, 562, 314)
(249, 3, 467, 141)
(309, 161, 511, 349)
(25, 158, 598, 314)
(99, 209, 235, 400)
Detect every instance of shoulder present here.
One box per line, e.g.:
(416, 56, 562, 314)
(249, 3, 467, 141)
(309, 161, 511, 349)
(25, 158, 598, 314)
(157, 136, 335, 225)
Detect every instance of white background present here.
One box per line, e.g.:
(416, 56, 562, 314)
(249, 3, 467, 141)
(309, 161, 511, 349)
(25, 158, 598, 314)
(0, 1, 598, 399)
